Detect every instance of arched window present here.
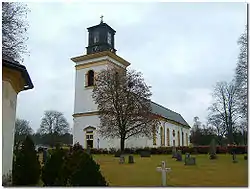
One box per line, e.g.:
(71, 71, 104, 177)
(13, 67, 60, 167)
(86, 70, 94, 87)
(182, 132, 184, 146)
(153, 125, 156, 145)
(177, 131, 180, 146)
(160, 127, 164, 146)
(173, 130, 175, 137)
(167, 128, 170, 146)
(186, 133, 188, 146)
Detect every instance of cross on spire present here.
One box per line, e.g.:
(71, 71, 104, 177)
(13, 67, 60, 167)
(100, 15, 104, 23)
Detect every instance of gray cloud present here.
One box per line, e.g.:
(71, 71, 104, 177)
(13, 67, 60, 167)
(16, 2, 246, 131)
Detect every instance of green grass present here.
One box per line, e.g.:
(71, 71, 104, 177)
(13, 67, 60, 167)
(92, 154, 248, 187)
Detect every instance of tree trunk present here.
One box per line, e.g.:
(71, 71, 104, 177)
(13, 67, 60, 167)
(120, 137, 125, 154)
(228, 126, 234, 145)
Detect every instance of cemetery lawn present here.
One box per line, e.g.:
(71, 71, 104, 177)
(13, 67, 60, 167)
(93, 154, 248, 187)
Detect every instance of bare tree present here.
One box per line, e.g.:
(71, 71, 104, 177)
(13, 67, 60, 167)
(92, 68, 159, 152)
(2, 2, 29, 62)
(39, 110, 70, 135)
(15, 118, 33, 136)
(235, 26, 247, 120)
(207, 114, 226, 145)
(208, 81, 240, 144)
(14, 118, 33, 148)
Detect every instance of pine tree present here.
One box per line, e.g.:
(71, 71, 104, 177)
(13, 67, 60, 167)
(12, 136, 41, 186)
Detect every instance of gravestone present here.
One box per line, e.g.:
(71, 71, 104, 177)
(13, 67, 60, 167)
(119, 155, 125, 164)
(232, 152, 238, 163)
(156, 161, 171, 186)
(176, 150, 182, 161)
(244, 155, 247, 160)
(128, 155, 134, 164)
(140, 150, 151, 157)
(43, 149, 48, 164)
(172, 147, 177, 158)
(209, 138, 217, 160)
(184, 153, 196, 165)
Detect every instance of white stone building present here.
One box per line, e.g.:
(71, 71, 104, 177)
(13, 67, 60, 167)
(72, 20, 190, 149)
(2, 55, 34, 177)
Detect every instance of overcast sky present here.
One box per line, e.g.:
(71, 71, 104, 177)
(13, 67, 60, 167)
(16, 2, 246, 132)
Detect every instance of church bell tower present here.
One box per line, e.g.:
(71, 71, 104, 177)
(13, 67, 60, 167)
(71, 17, 130, 148)
(86, 16, 117, 55)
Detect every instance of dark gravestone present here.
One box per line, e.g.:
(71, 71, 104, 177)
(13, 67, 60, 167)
(209, 138, 217, 160)
(184, 153, 196, 165)
(244, 155, 247, 160)
(43, 149, 48, 164)
(176, 150, 182, 161)
(185, 157, 196, 165)
(172, 147, 177, 158)
(128, 155, 134, 164)
(140, 150, 151, 157)
(119, 155, 125, 164)
(232, 152, 238, 163)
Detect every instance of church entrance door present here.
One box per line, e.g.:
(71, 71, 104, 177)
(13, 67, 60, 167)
(87, 140, 93, 148)
(86, 130, 94, 148)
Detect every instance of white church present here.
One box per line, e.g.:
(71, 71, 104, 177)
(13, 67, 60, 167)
(71, 19, 190, 149)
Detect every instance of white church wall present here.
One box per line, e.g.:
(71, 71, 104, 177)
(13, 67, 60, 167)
(74, 64, 108, 114)
(74, 114, 159, 149)
(73, 115, 119, 149)
(2, 81, 17, 176)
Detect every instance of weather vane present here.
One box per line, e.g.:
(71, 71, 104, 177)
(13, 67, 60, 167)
(100, 15, 104, 23)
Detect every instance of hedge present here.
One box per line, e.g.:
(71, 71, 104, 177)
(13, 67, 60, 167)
(44, 145, 247, 155)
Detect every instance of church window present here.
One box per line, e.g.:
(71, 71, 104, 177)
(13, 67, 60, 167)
(107, 32, 111, 44)
(177, 131, 180, 146)
(182, 132, 184, 146)
(153, 125, 156, 145)
(186, 133, 188, 146)
(160, 126, 165, 146)
(93, 32, 99, 43)
(167, 128, 170, 146)
(173, 130, 175, 137)
(86, 70, 95, 87)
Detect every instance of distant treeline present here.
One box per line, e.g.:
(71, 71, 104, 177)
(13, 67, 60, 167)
(15, 133, 73, 147)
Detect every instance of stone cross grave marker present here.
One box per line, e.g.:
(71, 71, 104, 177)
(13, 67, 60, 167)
(156, 161, 171, 186)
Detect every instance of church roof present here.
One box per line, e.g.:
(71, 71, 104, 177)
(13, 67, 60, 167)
(87, 22, 116, 33)
(150, 101, 190, 128)
(2, 54, 34, 90)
